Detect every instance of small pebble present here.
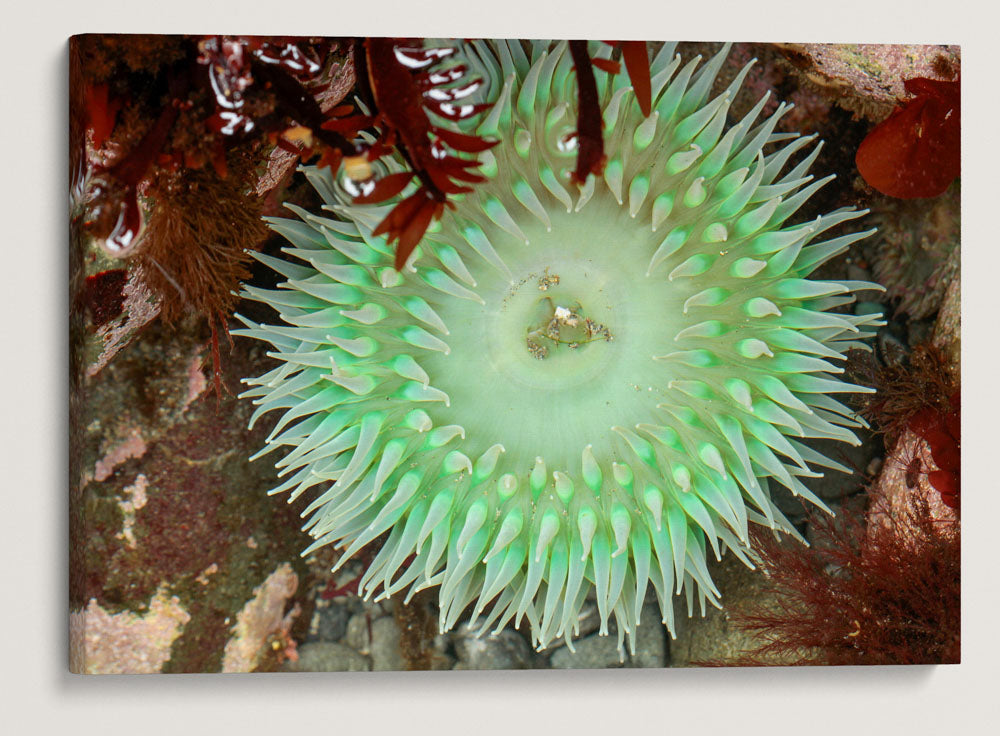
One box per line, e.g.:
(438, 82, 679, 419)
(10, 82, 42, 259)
(550, 633, 626, 669)
(453, 626, 534, 670)
(308, 600, 350, 643)
(284, 642, 371, 672)
(369, 616, 406, 671)
(628, 602, 667, 668)
(345, 612, 372, 653)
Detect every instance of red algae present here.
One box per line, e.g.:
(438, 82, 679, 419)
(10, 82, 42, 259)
(856, 78, 960, 199)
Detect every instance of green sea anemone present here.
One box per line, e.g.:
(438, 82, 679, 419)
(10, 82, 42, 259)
(236, 40, 882, 656)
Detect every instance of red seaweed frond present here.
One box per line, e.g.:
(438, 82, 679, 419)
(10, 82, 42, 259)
(604, 41, 652, 117)
(568, 40, 607, 185)
(698, 498, 960, 667)
(856, 76, 960, 199)
(907, 391, 960, 509)
(375, 190, 447, 271)
(566, 41, 652, 186)
(354, 38, 498, 269)
(84, 82, 123, 151)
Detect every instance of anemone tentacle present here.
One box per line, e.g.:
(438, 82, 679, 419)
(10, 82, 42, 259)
(237, 40, 883, 656)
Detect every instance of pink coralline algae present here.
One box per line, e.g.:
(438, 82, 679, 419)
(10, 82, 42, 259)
(181, 351, 209, 412)
(221, 563, 301, 672)
(92, 426, 147, 483)
(115, 473, 149, 548)
(69, 586, 191, 674)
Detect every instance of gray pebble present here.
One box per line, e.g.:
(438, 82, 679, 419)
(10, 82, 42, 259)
(877, 327, 909, 366)
(432, 633, 451, 653)
(452, 625, 534, 670)
(628, 603, 667, 668)
(343, 595, 367, 615)
(550, 632, 626, 669)
(847, 262, 873, 283)
(369, 615, 406, 671)
(284, 642, 371, 672)
(309, 600, 350, 643)
(345, 612, 372, 653)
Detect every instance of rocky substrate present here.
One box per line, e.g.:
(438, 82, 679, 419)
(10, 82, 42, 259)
(286, 587, 669, 672)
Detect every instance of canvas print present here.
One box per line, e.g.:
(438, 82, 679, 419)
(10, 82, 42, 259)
(69, 36, 960, 674)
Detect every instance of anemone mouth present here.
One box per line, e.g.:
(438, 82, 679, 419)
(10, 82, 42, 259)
(237, 39, 884, 655)
(424, 199, 678, 469)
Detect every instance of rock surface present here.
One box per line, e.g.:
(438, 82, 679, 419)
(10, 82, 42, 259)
(453, 626, 535, 670)
(369, 616, 406, 672)
(628, 602, 668, 668)
(284, 642, 371, 673)
(69, 321, 314, 673)
(308, 599, 351, 644)
(550, 633, 627, 669)
(775, 43, 961, 121)
(933, 273, 961, 379)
